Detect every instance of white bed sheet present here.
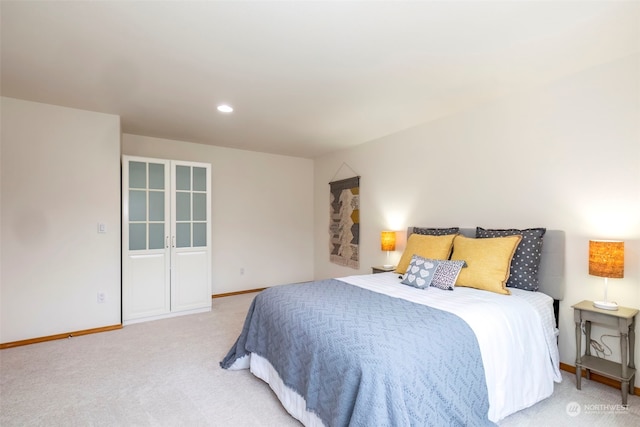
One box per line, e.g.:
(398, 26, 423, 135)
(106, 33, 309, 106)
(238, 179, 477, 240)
(241, 273, 562, 424)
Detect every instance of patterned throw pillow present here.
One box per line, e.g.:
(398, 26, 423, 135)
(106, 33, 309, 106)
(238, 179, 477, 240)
(401, 255, 438, 289)
(412, 227, 459, 236)
(431, 259, 466, 291)
(475, 227, 546, 291)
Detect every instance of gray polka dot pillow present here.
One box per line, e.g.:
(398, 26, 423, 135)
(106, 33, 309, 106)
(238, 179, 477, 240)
(475, 227, 546, 291)
(413, 227, 459, 236)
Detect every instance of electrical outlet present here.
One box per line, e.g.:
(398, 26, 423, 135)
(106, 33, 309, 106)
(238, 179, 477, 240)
(97, 291, 106, 303)
(240, 267, 245, 275)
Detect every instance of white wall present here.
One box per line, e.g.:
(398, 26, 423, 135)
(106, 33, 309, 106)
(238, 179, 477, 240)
(1, 52, 636, 369)
(313, 54, 640, 366)
(1, 97, 121, 343)
(122, 134, 314, 294)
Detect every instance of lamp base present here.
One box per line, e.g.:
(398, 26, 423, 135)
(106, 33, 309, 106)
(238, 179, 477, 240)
(382, 264, 394, 269)
(593, 300, 618, 311)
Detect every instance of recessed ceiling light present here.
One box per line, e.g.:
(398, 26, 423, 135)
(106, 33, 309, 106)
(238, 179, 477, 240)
(217, 104, 233, 113)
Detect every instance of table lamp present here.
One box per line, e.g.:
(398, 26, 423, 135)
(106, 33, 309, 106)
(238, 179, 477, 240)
(380, 231, 396, 268)
(589, 240, 624, 311)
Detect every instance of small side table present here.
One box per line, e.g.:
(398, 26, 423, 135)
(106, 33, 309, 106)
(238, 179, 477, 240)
(372, 265, 395, 274)
(573, 300, 638, 405)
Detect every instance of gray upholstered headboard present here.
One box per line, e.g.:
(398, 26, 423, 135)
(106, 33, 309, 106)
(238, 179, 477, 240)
(406, 227, 566, 301)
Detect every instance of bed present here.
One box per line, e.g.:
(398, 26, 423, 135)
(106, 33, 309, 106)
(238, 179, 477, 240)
(221, 227, 565, 426)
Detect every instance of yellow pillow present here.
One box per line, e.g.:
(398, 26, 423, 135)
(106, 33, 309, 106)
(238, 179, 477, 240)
(451, 234, 522, 295)
(395, 234, 457, 274)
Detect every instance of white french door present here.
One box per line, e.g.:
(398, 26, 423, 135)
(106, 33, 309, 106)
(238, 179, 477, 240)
(122, 156, 211, 324)
(170, 162, 211, 313)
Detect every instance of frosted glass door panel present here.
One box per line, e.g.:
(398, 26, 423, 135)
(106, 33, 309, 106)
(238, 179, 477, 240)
(176, 166, 191, 191)
(176, 192, 191, 221)
(193, 223, 206, 247)
(129, 224, 147, 251)
(193, 167, 206, 191)
(129, 224, 146, 251)
(193, 193, 206, 221)
(129, 190, 146, 221)
(149, 163, 165, 189)
(149, 192, 164, 221)
(176, 223, 191, 248)
(129, 161, 146, 188)
(148, 223, 165, 250)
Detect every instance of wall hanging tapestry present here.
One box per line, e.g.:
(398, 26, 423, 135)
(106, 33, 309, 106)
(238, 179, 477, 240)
(329, 176, 360, 269)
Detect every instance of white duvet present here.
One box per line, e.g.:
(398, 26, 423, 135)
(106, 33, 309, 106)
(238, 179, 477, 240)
(245, 273, 562, 424)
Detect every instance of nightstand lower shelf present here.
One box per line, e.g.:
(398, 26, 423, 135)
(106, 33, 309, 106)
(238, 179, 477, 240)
(578, 355, 636, 382)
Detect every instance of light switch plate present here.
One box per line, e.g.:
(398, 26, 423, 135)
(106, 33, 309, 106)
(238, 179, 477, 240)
(98, 223, 107, 233)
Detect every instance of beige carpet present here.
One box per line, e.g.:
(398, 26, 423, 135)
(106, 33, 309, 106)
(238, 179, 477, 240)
(1, 292, 639, 426)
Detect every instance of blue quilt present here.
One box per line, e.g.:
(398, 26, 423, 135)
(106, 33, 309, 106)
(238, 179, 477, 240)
(221, 279, 495, 427)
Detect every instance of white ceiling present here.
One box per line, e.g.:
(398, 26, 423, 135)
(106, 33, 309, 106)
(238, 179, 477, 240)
(2, 1, 638, 158)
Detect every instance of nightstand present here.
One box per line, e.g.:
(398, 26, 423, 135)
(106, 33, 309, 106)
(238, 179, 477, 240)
(573, 300, 638, 405)
(372, 265, 395, 274)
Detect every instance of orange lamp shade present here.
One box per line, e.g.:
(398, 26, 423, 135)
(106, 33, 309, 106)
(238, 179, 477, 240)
(380, 231, 396, 252)
(589, 240, 624, 278)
